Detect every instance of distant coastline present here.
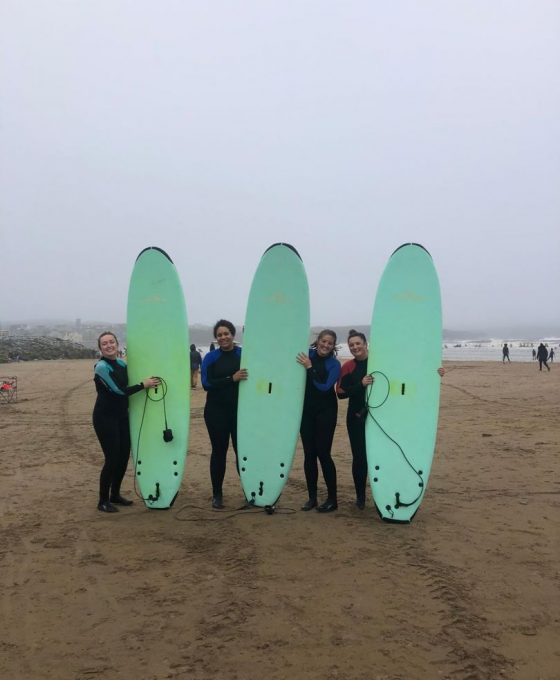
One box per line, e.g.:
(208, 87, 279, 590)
(1, 320, 558, 353)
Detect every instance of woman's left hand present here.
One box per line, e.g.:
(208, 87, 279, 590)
(297, 352, 312, 369)
(143, 376, 161, 389)
(437, 367, 445, 377)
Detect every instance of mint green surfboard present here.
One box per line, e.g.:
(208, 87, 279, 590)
(365, 243, 442, 523)
(127, 247, 190, 509)
(237, 243, 310, 508)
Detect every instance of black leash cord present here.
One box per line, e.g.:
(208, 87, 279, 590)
(146, 376, 169, 431)
(133, 390, 151, 501)
(173, 504, 297, 522)
(132, 377, 170, 503)
(365, 371, 424, 510)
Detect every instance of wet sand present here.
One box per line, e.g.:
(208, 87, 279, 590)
(1, 359, 558, 680)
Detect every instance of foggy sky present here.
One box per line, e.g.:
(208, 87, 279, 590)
(1, 1, 559, 331)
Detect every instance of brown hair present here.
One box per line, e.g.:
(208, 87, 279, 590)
(311, 329, 338, 356)
(347, 328, 367, 343)
(97, 331, 118, 349)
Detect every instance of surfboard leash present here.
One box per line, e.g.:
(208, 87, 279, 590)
(132, 377, 172, 504)
(365, 371, 425, 514)
(173, 503, 297, 522)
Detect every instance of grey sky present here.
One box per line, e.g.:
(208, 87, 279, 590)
(1, 1, 559, 331)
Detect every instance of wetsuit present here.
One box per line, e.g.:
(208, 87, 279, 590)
(93, 358, 144, 503)
(190, 349, 203, 388)
(337, 358, 368, 504)
(537, 345, 550, 371)
(300, 349, 341, 502)
(201, 346, 242, 497)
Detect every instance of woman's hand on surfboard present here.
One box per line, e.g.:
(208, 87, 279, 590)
(296, 352, 312, 369)
(233, 368, 248, 382)
(438, 367, 445, 377)
(362, 374, 374, 387)
(142, 377, 161, 389)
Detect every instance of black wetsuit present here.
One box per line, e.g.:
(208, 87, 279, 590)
(300, 349, 340, 502)
(537, 345, 550, 371)
(201, 346, 242, 497)
(93, 358, 144, 503)
(337, 357, 368, 503)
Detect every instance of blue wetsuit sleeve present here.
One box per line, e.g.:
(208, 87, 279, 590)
(201, 349, 235, 390)
(311, 354, 341, 392)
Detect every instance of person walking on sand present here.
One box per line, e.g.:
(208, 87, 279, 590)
(549, 348, 555, 363)
(536, 343, 551, 372)
(201, 320, 248, 509)
(93, 332, 160, 513)
(502, 343, 510, 363)
(297, 329, 341, 513)
(189, 343, 203, 389)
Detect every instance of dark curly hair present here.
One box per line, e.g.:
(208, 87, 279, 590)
(213, 319, 236, 339)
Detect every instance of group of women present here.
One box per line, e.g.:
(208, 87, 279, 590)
(195, 321, 381, 514)
(92, 323, 442, 514)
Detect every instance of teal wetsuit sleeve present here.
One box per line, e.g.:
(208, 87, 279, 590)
(95, 360, 144, 396)
(95, 361, 126, 395)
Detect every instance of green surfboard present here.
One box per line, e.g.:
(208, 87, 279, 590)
(365, 243, 442, 523)
(127, 247, 190, 509)
(237, 243, 310, 507)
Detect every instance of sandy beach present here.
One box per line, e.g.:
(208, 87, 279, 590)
(1, 359, 558, 680)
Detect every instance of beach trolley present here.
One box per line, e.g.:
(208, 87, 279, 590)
(0, 377, 17, 404)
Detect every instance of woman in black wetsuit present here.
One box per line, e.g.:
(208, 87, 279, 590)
(337, 329, 446, 510)
(201, 320, 248, 509)
(296, 329, 341, 513)
(93, 332, 160, 513)
(336, 330, 373, 509)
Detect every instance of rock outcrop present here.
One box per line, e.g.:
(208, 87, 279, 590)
(0, 337, 97, 363)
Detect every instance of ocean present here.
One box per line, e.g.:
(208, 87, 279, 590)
(196, 340, 559, 363)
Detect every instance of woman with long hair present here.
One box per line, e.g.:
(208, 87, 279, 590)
(296, 329, 341, 512)
(93, 332, 159, 513)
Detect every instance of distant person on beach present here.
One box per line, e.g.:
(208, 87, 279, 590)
(549, 348, 554, 363)
(297, 329, 341, 513)
(209, 342, 216, 352)
(536, 343, 551, 372)
(502, 343, 510, 362)
(201, 320, 247, 509)
(337, 329, 446, 510)
(189, 344, 203, 389)
(93, 332, 160, 513)
(532, 348, 537, 360)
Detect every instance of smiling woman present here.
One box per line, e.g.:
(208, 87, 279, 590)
(296, 329, 341, 512)
(201, 319, 248, 509)
(336, 329, 373, 510)
(92, 332, 160, 513)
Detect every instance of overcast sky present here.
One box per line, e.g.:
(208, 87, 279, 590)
(1, 1, 559, 331)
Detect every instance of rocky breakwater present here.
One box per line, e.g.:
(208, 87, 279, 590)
(0, 337, 97, 363)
